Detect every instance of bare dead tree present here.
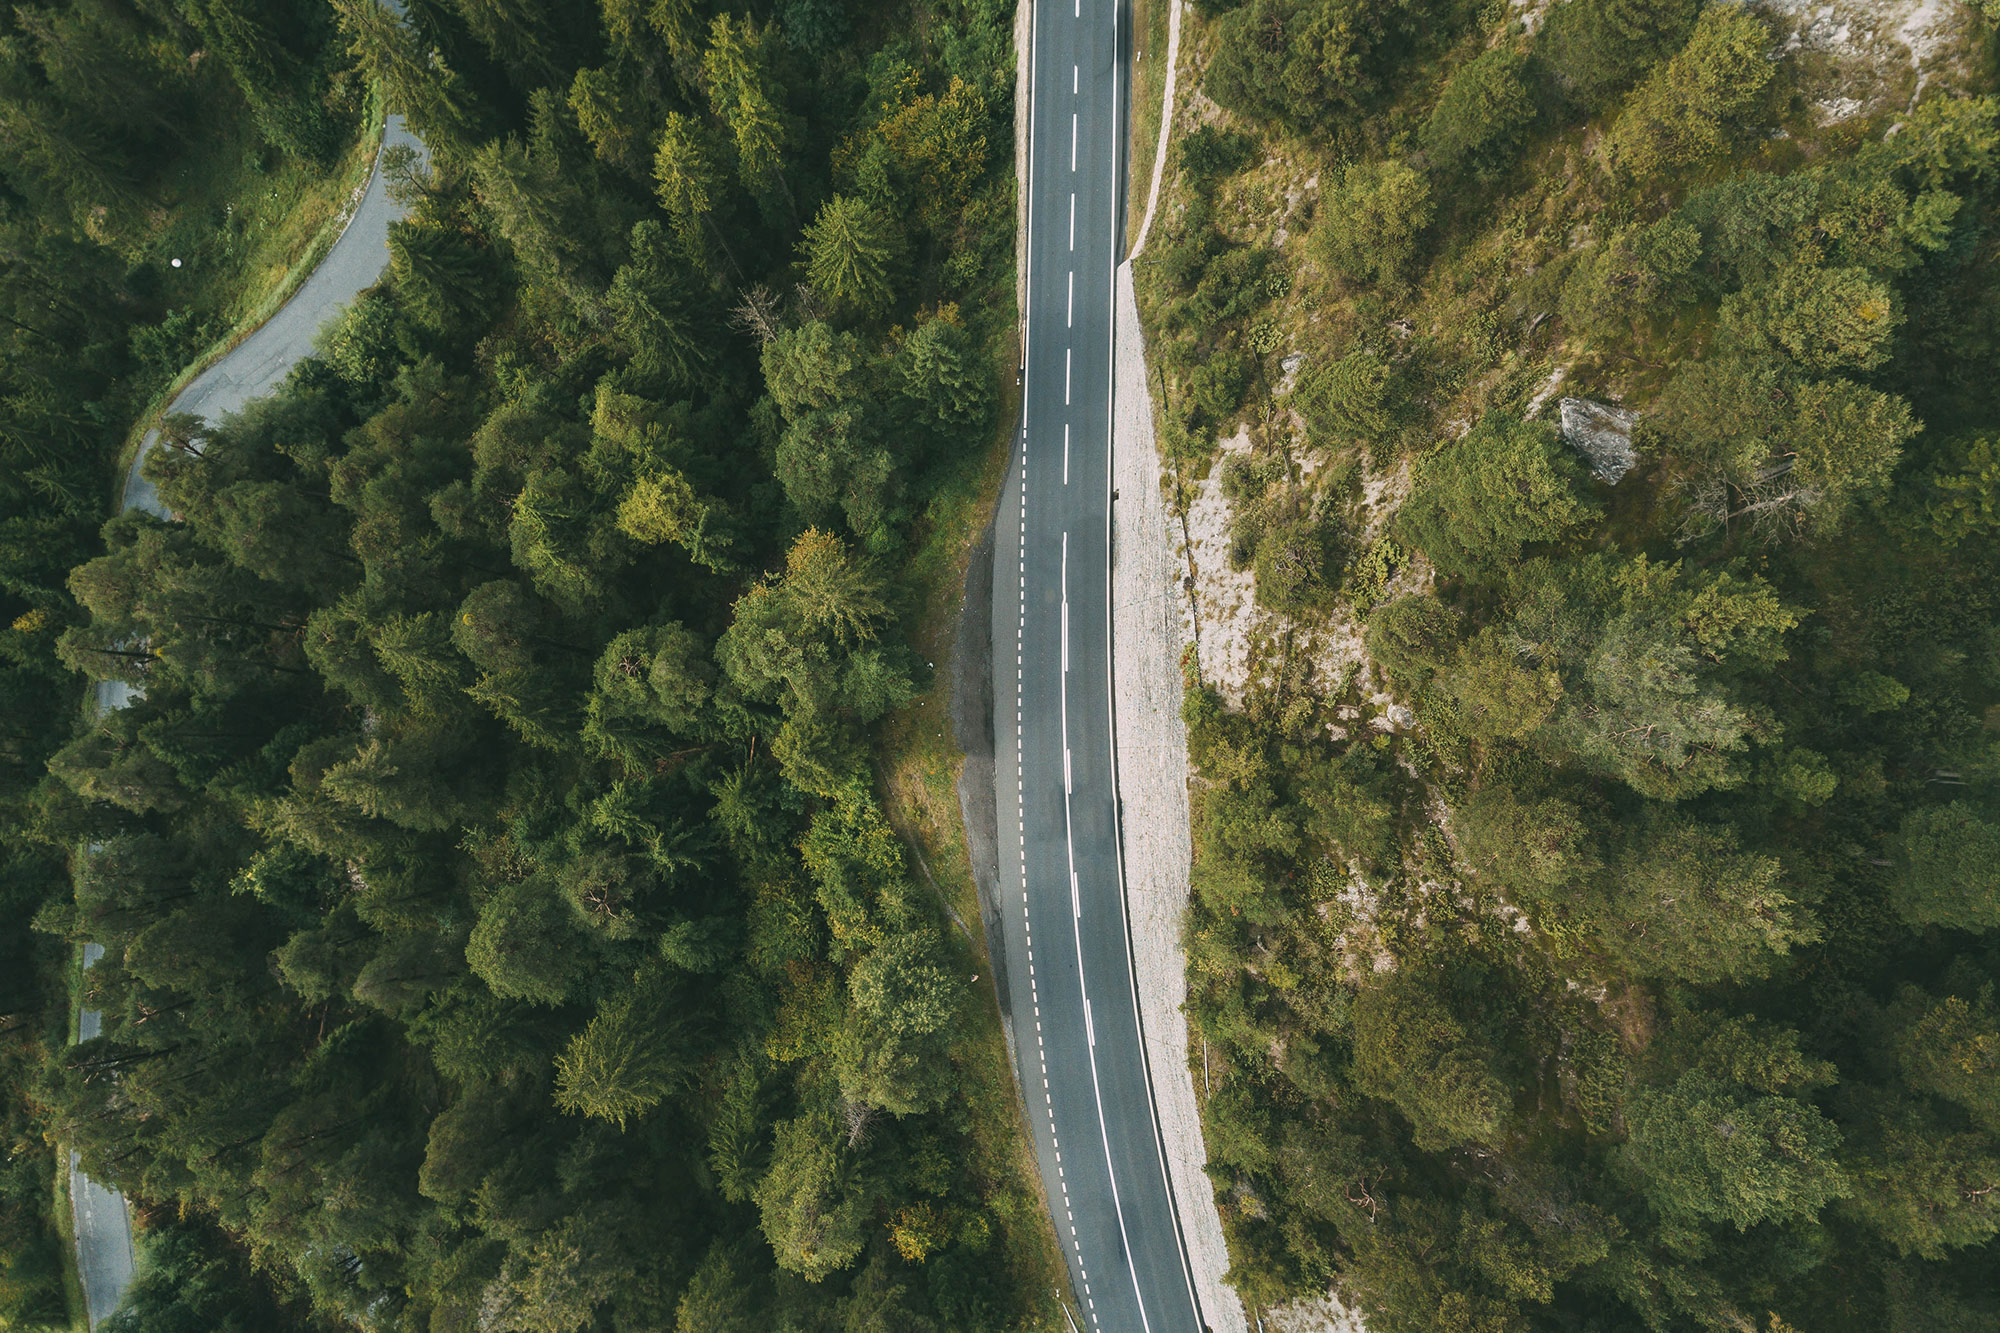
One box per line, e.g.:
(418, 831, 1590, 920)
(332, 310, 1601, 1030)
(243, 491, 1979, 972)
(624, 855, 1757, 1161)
(792, 281, 828, 323)
(730, 283, 783, 343)
(1673, 460, 1821, 545)
(841, 1097, 877, 1148)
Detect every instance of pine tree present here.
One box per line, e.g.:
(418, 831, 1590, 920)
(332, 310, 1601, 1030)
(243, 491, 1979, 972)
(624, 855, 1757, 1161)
(701, 14, 788, 196)
(554, 986, 686, 1128)
(652, 110, 735, 263)
(607, 221, 717, 390)
(388, 220, 500, 330)
(799, 195, 899, 318)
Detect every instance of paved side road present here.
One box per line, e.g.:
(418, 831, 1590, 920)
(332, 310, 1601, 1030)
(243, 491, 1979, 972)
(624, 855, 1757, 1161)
(70, 113, 420, 1330)
(120, 118, 424, 519)
(992, 2, 1206, 1329)
(69, 944, 135, 1329)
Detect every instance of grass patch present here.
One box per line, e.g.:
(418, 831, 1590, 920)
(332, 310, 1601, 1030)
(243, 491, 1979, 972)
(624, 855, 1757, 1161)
(1126, 0, 1174, 239)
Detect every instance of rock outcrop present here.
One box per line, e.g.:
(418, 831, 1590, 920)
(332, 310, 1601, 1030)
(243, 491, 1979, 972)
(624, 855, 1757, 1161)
(1558, 396, 1638, 484)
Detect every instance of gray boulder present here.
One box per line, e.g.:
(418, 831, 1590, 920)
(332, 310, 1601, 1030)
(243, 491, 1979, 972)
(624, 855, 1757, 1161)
(1557, 397, 1637, 484)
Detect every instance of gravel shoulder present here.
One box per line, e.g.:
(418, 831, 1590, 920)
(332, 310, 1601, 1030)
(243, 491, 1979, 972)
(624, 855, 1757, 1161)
(1111, 259, 1246, 1333)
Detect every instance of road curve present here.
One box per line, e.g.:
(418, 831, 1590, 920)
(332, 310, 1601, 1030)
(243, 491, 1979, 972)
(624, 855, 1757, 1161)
(71, 113, 420, 1329)
(992, 3, 1205, 1330)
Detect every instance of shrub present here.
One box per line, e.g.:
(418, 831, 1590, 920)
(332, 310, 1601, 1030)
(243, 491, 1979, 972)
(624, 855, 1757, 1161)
(1180, 124, 1255, 190)
(1313, 159, 1433, 288)
(1604, 6, 1773, 181)
(1395, 413, 1598, 580)
(1422, 48, 1538, 175)
(1536, 0, 1701, 111)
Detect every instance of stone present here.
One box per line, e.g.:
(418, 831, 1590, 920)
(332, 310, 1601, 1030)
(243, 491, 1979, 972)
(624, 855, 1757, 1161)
(1557, 396, 1638, 484)
(1278, 352, 1304, 393)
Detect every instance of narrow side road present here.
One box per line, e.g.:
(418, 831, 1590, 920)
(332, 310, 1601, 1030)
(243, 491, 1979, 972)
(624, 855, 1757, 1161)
(69, 113, 421, 1329)
(992, 2, 1205, 1329)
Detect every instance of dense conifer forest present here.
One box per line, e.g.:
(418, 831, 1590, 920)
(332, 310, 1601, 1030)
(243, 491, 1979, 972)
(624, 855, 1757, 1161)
(1137, 0, 2000, 1329)
(2, 0, 1047, 1329)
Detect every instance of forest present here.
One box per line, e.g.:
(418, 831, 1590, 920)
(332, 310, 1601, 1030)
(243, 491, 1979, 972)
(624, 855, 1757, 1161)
(1137, 0, 2000, 1329)
(1, 0, 1049, 1330)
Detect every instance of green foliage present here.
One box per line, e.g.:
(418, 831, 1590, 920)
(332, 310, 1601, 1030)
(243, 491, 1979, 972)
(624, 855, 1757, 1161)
(1604, 5, 1773, 180)
(1314, 158, 1434, 289)
(1294, 349, 1395, 450)
(1893, 802, 2000, 930)
(1422, 48, 1537, 176)
(1606, 815, 1815, 982)
(1368, 595, 1461, 692)
(1352, 970, 1510, 1150)
(1166, 1, 2000, 1326)
(1205, 0, 1441, 130)
(555, 978, 689, 1129)
(1894, 984, 2000, 1132)
(1396, 412, 1597, 580)
(801, 194, 902, 318)
(1925, 436, 2000, 547)
(1622, 1068, 1850, 1230)
(102, 1216, 322, 1333)
(1179, 124, 1255, 188)
(1719, 265, 1902, 373)
(6, 4, 1043, 1326)
(755, 1113, 868, 1281)
(1560, 217, 1701, 340)
(833, 928, 965, 1114)
(1536, 0, 1700, 110)
(1643, 356, 1919, 537)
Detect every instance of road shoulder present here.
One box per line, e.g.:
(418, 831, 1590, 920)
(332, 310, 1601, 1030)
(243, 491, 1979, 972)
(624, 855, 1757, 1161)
(1111, 259, 1246, 1333)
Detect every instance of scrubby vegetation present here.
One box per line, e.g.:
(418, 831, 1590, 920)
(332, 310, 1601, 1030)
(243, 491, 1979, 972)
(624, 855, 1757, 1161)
(1143, 0, 2000, 1328)
(3, 0, 1056, 1329)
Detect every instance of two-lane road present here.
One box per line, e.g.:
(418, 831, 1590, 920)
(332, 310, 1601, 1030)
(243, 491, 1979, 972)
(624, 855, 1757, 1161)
(994, 3, 1204, 1330)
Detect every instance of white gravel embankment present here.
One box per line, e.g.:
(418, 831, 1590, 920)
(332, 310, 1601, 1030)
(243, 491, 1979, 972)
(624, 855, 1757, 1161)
(1111, 260, 1247, 1333)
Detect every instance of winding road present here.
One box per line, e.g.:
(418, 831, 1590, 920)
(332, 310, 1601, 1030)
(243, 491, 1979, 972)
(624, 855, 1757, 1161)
(991, 2, 1206, 1329)
(70, 113, 421, 1328)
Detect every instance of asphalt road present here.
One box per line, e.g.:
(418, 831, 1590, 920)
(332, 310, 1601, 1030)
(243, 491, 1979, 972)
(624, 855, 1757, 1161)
(69, 944, 135, 1329)
(71, 113, 420, 1329)
(991, 4, 1205, 1330)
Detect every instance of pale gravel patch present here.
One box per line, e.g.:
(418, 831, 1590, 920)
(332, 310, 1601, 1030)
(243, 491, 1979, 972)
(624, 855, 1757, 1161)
(1510, 0, 1558, 35)
(1176, 434, 1400, 706)
(1267, 1293, 1373, 1333)
(1753, 0, 1972, 106)
(1521, 364, 1568, 421)
(1112, 261, 1248, 1333)
(1357, 456, 1412, 545)
(1178, 427, 1262, 700)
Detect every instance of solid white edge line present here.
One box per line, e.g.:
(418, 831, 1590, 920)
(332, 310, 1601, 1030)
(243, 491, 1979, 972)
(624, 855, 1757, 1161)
(1098, 1, 1209, 1326)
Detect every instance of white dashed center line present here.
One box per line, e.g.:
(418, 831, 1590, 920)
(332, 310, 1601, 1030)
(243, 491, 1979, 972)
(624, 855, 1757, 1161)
(1015, 454, 1099, 1328)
